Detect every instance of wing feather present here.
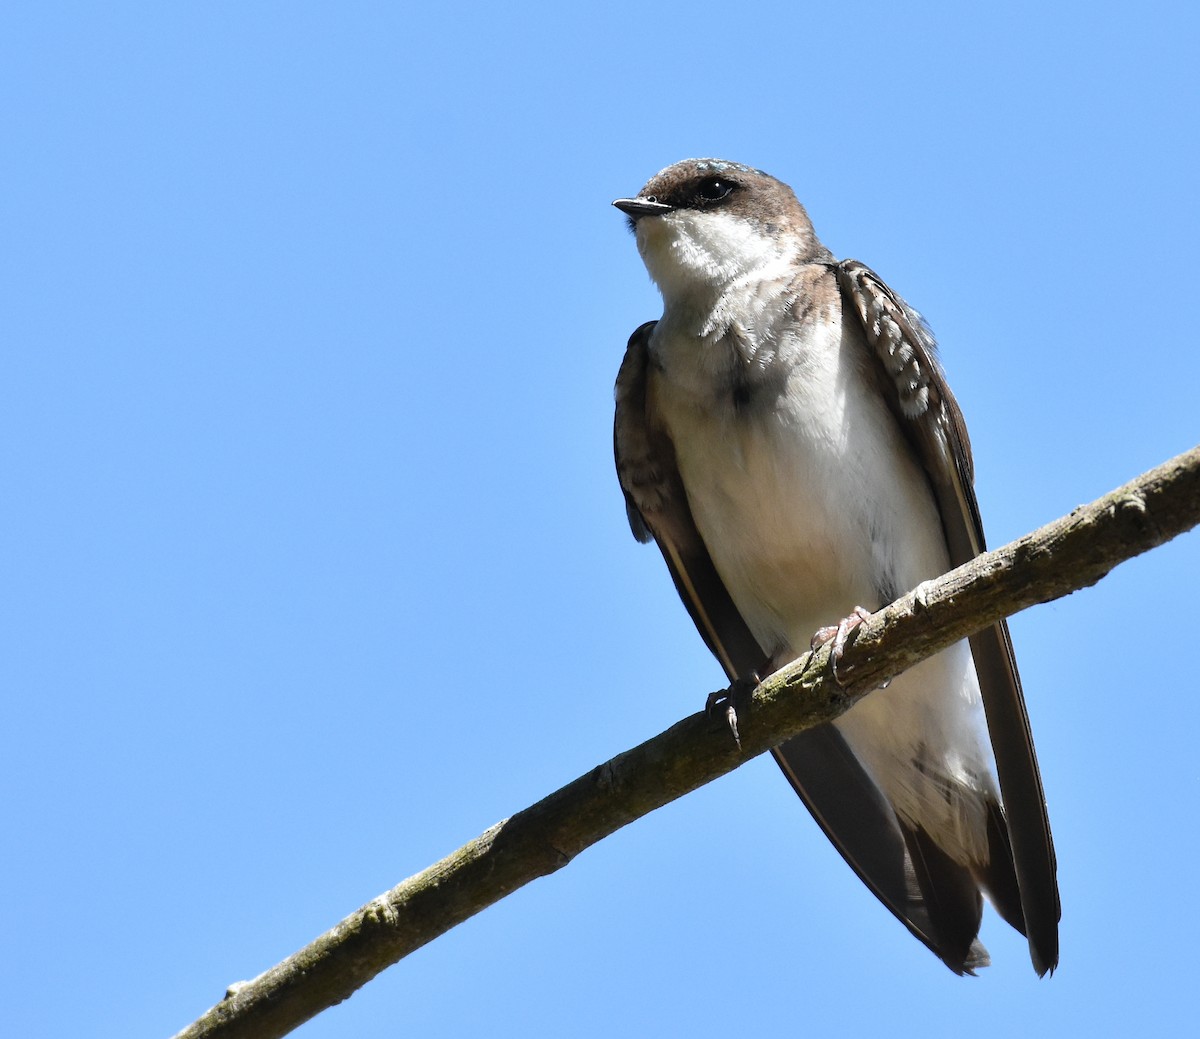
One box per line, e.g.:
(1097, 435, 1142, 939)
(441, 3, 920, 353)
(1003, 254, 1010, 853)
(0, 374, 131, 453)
(835, 260, 1060, 975)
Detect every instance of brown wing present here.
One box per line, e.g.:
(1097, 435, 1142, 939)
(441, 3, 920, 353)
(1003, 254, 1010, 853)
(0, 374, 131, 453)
(615, 321, 766, 679)
(834, 260, 1060, 975)
(616, 320, 1001, 974)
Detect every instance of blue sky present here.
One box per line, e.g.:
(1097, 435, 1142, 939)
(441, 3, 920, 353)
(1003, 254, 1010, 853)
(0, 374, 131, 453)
(5, 3, 1199, 1036)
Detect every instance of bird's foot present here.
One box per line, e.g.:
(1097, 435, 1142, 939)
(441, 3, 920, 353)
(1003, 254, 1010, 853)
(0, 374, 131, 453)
(810, 606, 872, 685)
(706, 672, 760, 750)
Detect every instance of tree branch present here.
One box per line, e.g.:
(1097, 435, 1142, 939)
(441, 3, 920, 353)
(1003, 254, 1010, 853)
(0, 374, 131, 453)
(172, 445, 1200, 1039)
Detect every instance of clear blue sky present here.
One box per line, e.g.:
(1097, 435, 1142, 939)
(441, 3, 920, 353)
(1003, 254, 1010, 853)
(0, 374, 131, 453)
(5, 3, 1199, 1037)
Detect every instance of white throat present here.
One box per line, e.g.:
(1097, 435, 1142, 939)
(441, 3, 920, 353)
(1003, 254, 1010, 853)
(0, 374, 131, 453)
(639, 212, 798, 299)
(637, 210, 802, 334)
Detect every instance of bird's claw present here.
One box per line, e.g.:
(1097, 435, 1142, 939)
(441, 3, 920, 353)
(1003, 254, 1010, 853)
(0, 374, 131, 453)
(706, 672, 760, 750)
(810, 606, 872, 685)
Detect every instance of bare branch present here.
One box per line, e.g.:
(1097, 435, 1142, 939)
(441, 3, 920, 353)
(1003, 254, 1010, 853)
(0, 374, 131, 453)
(172, 445, 1200, 1039)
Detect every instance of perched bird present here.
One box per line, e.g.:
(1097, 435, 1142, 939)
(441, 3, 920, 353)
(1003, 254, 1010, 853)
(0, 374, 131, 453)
(612, 159, 1059, 975)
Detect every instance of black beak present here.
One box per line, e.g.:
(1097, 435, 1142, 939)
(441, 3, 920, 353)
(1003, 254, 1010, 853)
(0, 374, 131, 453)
(612, 197, 674, 220)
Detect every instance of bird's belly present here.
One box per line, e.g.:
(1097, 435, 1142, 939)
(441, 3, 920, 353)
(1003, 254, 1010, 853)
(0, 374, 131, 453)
(682, 435, 866, 654)
(666, 383, 995, 854)
(667, 380, 949, 661)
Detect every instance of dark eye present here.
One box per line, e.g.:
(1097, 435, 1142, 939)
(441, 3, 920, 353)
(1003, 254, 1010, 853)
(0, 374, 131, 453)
(696, 177, 734, 202)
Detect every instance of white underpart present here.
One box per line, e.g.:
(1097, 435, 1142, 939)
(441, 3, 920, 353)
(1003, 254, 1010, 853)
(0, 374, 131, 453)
(642, 209, 996, 865)
(638, 210, 803, 332)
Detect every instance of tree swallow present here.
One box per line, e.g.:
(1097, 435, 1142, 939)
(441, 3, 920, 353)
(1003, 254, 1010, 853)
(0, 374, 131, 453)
(612, 159, 1059, 975)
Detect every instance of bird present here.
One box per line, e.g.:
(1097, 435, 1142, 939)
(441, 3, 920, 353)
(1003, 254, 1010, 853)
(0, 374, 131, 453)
(611, 158, 1059, 975)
